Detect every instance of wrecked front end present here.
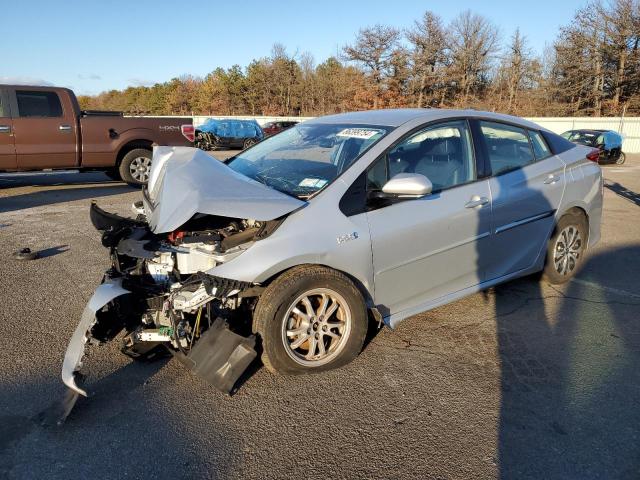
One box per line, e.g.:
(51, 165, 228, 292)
(61, 201, 281, 403)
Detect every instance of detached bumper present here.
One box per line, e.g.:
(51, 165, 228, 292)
(61, 279, 131, 396)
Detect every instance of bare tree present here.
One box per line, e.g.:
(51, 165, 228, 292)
(598, 0, 640, 112)
(447, 10, 499, 106)
(343, 24, 401, 107)
(503, 29, 537, 112)
(406, 11, 448, 107)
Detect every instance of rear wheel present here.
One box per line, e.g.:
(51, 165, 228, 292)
(542, 212, 588, 284)
(616, 152, 626, 165)
(254, 265, 368, 375)
(119, 148, 152, 186)
(243, 138, 258, 150)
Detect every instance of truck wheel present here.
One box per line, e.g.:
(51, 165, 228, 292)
(243, 138, 258, 150)
(119, 149, 152, 186)
(254, 265, 368, 375)
(616, 152, 626, 165)
(542, 212, 588, 284)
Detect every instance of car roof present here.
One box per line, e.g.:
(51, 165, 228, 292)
(568, 129, 607, 134)
(307, 108, 544, 130)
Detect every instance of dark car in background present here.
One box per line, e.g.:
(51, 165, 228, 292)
(195, 118, 264, 150)
(262, 120, 299, 137)
(561, 129, 625, 165)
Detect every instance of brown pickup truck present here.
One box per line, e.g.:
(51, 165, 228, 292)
(0, 85, 194, 185)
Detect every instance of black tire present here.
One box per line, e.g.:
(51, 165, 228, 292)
(243, 138, 258, 150)
(254, 265, 368, 375)
(542, 212, 588, 284)
(119, 148, 152, 186)
(616, 152, 626, 165)
(103, 168, 121, 181)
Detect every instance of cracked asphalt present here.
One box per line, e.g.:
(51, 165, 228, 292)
(0, 152, 639, 479)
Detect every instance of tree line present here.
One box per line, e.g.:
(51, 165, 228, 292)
(78, 1, 640, 117)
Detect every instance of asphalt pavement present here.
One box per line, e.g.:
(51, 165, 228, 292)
(0, 152, 639, 479)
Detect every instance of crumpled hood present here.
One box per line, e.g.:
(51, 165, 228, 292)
(144, 146, 306, 233)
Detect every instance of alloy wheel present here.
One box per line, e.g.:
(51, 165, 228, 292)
(281, 288, 352, 367)
(129, 156, 151, 183)
(553, 225, 583, 276)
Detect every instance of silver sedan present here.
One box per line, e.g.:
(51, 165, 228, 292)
(62, 109, 603, 406)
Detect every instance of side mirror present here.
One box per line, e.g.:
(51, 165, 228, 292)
(380, 173, 432, 198)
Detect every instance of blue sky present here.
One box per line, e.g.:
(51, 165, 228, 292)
(4, 0, 583, 95)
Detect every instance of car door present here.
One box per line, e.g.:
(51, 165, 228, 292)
(0, 88, 16, 170)
(366, 120, 492, 317)
(477, 121, 566, 281)
(10, 88, 78, 169)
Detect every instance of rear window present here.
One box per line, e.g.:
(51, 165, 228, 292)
(529, 130, 552, 160)
(16, 90, 63, 117)
(541, 130, 577, 155)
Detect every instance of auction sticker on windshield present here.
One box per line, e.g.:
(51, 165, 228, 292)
(336, 128, 381, 140)
(299, 178, 328, 188)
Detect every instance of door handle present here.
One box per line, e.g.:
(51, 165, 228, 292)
(0, 125, 10, 133)
(544, 174, 560, 184)
(465, 195, 489, 208)
(59, 125, 72, 131)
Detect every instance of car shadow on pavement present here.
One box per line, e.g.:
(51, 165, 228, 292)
(0, 185, 134, 213)
(605, 180, 640, 207)
(475, 163, 639, 477)
(494, 248, 640, 478)
(0, 359, 240, 479)
(0, 172, 120, 190)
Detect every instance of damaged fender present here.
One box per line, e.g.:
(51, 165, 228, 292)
(61, 278, 130, 396)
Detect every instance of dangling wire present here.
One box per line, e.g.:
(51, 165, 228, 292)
(189, 306, 203, 347)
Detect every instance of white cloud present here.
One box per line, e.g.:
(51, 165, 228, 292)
(127, 77, 156, 87)
(0, 76, 54, 86)
(77, 74, 102, 80)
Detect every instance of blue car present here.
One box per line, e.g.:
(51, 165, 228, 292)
(195, 118, 264, 150)
(561, 129, 625, 165)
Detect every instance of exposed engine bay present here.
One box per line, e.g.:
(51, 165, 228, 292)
(60, 201, 281, 412)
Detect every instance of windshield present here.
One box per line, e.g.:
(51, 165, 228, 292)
(227, 123, 391, 198)
(566, 131, 599, 146)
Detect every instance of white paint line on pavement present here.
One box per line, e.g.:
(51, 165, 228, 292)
(572, 278, 640, 299)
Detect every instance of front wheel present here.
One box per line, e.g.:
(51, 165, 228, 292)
(119, 148, 152, 186)
(616, 152, 626, 165)
(542, 213, 588, 284)
(254, 265, 368, 374)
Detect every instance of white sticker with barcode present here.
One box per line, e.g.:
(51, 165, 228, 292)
(336, 128, 380, 140)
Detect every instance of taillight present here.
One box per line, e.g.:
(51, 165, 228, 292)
(586, 148, 600, 163)
(181, 124, 195, 143)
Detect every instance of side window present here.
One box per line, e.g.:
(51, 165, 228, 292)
(16, 90, 63, 118)
(529, 130, 552, 160)
(0, 92, 6, 117)
(367, 155, 387, 190)
(480, 121, 534, 176)
(368, 120, 476, 193)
